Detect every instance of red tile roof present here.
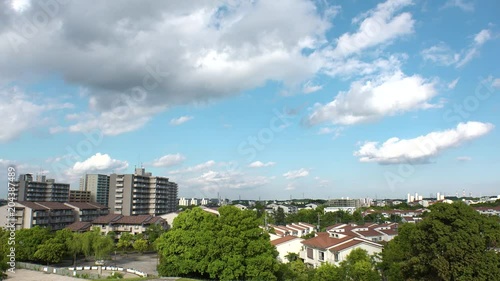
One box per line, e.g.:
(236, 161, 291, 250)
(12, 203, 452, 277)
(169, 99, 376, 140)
(353, 228, 383, 238)
(301, 232, 352, 249)
(329, 239, 364, 252)
(271, 235, 302, 246)
(115, 215, 153, 224)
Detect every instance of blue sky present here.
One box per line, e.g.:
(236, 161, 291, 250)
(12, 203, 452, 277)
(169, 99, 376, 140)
(0, 0, 499, 200)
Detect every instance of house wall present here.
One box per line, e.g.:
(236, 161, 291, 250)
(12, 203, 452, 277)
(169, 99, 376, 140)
(275, 239, 303, 263)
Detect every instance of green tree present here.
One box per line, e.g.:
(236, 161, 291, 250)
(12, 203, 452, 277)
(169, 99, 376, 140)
(280, 260, 315, 281)
(33, 238, 66, 265)
(66, 232, 83, 266)
(210, 206, 279, 281)
(145, 223, 165, 244)
(93, 235, 114, 260)
(16, 226, 52, 262)
(0, 229, 10, 274)
(133, 238, 148, 254)
(81, 228, 100, 259)
(116, 232, 134, 253)
(314, 262, 341, 281)
(380, 202, 500, 281)
(157, 207, 219, 278)
(274, 207, 286, 226)
(157, 206, 279, 280)
(338, 248, 380, 281)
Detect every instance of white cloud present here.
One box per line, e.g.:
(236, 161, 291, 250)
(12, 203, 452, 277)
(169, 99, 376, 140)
(248, 161, 276, 168)
(302, 81, 323, 94)
(285, 183, 296, 190)
(448, 78, 460, 89)
(306, 70, 437, 126)
(169, 160, 216, 174)
(67, 103, 166, 136)
(67, 153, 128, 175)
(181, 170, 271, 192)
(283, 168, 309, 179)
(0, 87, 73, 142)
(330, 0, 414, 58)
(443, 0, 474, 12)
(169, 116, 194, 126)
(456, 156, 472, 162)
(322, 55, 405, 79)
(354, 121, 494, 164)
(474, 29, 492, 45)
(0, 0, 335, 136)
(151, 153, 186, 167)
(421, 29, 492, 68)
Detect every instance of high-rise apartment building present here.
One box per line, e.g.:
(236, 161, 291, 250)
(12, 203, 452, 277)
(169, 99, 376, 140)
(15, 174, 70, 202)
(80, 174, 110, 206)
(108, 168, 178, 216)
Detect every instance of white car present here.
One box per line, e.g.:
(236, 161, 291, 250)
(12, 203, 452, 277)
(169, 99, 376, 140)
(95, 260, 105, 266)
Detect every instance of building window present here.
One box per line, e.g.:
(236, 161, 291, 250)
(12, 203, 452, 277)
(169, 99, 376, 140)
(319, 251, 325, 261)
(307, 248, 313, 259)
(334, 252, 339, 262)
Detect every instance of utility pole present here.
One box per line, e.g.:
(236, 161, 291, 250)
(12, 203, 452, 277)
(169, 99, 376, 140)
(317, 213, 320, 232)
(264, 211, 268, 230)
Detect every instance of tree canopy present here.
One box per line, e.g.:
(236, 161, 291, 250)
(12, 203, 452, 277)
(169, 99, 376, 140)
(156, 206, 280, 280)
(380, 202, 500, 281)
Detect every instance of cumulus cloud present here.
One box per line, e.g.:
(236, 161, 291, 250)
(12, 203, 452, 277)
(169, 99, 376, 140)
(330, 0, 414, 58)
(421, 29, 492, 68)
(151, 153, 186, 167)
(0, 0, 335, 135)
(306, 70, 437, 126)
(65, 153, 128, 178)
(354, 121, 494, 164)
(283, 168, 309, 179)
(248, 161, 276, 168)
(169, 116, 194, 126)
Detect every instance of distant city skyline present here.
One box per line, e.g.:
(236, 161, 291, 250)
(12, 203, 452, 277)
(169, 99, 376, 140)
(1, 0, 499, 200)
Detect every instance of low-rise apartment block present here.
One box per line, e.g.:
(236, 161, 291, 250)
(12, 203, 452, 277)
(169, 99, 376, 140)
(0, 201, 75, 231)
(64, 202, 109, 222)
(66, 214, 167, 237)
(300, 232, 383, 267)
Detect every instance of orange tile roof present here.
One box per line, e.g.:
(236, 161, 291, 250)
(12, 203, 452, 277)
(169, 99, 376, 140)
(271, 235, 302, 246)
(301, 232, 352, 249)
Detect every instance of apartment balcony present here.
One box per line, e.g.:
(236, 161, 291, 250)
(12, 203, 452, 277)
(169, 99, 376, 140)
(115, 200, 123, 204)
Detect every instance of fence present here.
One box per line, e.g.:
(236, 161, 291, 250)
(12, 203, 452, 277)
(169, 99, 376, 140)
(17, 262, 101, 279)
